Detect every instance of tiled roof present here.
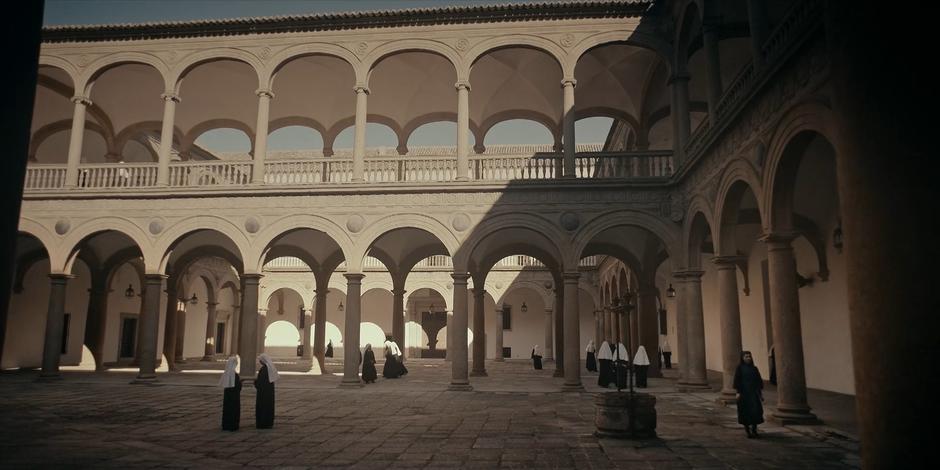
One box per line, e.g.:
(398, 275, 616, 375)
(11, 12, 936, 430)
(42, 1, 652, 43)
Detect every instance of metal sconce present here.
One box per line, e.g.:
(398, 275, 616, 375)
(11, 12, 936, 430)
(666, 284, 676, 298)
(124, 284, 135, 298)
(337, 301, 344, 312)
(521, 301, 528, 313)
(189, 293, 198, 305)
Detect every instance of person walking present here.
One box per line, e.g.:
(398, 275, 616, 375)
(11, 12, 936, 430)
(531, 344, 543, 370)
(733, 350, 765, 438)
(585, 340, 597, 372)
(218, 356, 241, 431)
(255, 354, 279, 429)
(362, 344, 377, 383)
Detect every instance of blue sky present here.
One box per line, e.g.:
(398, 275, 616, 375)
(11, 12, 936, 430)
(45, 0, 612, 151)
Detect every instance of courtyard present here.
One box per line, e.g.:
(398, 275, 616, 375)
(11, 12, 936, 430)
(0, 359, 859, 469)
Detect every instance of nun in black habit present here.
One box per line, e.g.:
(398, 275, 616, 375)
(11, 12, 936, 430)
(585, 340, 597, 372)
(255, 353, 278, 429)
(733, 350, 765, 438)
(219, 356, 241, 431)
(362, 343, 377, 383)
(531, 345, 543, 370)
(383, 337, 401, 378)
(325, 340, 334, 358)
(597, 340, 614, 387)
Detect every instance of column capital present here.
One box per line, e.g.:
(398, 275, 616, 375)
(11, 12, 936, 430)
(392, 288, 407, 296)
(667, 72, 691, 84)
(711, 255, 746, 267)
(344, 273, 365, 282)
(560, 78, 577, 88)
(144, 273, 169, 282)
(562, 271, 581, 282)
(544, 308, 553, 315)
(258, 308, 268, 317)
(255, 88, 275, 99)
(48, 273, 74, 282)
(160, 92, 180, 103)
(451, 272, 470, 283)
(241, 273, 264, 282)
(70, 95, 92, 106)
(470, 287, 485, 296)
(353, 85, 370, 95)
(454, 80, 471, 91)
(673, 270, 705, 280)
(759, 231, 799, 245)
(206, 301, 219, 307)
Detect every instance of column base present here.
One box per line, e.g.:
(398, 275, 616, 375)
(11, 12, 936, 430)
(561, 383, 584, 392)
(131, 375, 159, 384)
(771, 405, 820, 425)
(448, 382, 473, 391)
(338, 380, 363, 388)
(470, 369, 488, 377)
(553, 368, 564, 378)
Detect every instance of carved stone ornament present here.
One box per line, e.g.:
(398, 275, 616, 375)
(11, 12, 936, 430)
(560, 33, 576, 48)
(149, 219, 165, 235)
(355, 42, 369, 56)
(244, 216, 261, 234)
(451, 212, 471, 232)
(54, 219, 70, 235)
(346, 214, 365, 233)
(455, 38, 470, 52)
(670, 194, 685, 223)
(560, 211, 580, 231)
(258, 46, 272, 60)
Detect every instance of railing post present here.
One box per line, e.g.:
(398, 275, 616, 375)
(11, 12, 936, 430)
(157, 93, 179, 187)
(561, 79, 577, 178)
(252, 89, 274, 184)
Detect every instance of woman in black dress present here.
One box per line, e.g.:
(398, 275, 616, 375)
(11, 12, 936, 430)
(585, 340, 597, 372)
(531, 345, 543, 370)
(255, 354, 279, 429)
(633, 345, 650, 388)
(733, 350, 765, 438)
(362, 344, 377, 383)
(325, 339, 334, 358)
(219, 356, 241, 431)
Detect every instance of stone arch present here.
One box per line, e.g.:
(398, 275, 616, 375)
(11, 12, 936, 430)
(264, 44, 362, 90)
(456, 212, 569, 273)
(268, 117, 328, 145)
(675, 0, 703, 70)
(153, 216, 250, 274)
(495, 281, 553, 308)
(568, 31, 675, 79)
(575, 106, 641, 136)
(354, 213, 460, 271)
(79, 52, 170, 96)
(466, 35, 566, 75)
(170, 48, 265, 94)
(249, 214, 353, 273)
(38, 56, 79, 90)
(684, 210, 714, 270)
(16, 218, 56, 262)
(56, 217, 151, 274)
(263, 286, 307, 314)
(572, 210, 680, 270)
(405, 282, 452, 306)
(714, 158, 764, 255)
(479, 110, 560, 146)
(762, 100, 837, 232)
(363, 39, 463, 84)
(181, 118, 256, 155)
(113, 120, 184, 161)
(29, 119, 110, 162)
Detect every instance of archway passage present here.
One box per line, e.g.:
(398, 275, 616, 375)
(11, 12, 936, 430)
(406, 287, 447, 358)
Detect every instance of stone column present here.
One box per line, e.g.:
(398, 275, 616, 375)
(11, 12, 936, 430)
(63, 96, 90, 188)
(455, 81, 470, 181)
(135, 274, 166, 382)
(471, 288, 487, 376)
(673, 274, 689, 385)
(313, 289, 327, 371)
(84, 278, 109, 371)
(629, 302, 639, 353)
(826, 3, 931, 460)
(494, 307, 504, 362)
(162, 280, 180, 371)
(256, 308, 267, 354)
(392, 287, 406, 351)
(238, 274, 262, 378)
(619, 304, 630, 351)
(202, 301, 218, 360)
(445, 308, 453, 362)
(553, 287, 565, 377)
(679, 270, 709, 389)
(450, 273, 471, 390)
(251, 89, 273, 184)
(761, 233, 817, 423)
(604, 308, 613, 342)
(714, 257, 744, 404)
(352, 86, 369, 182)
(593, 310, 603, 356)
(156, 93, 179, 186)
(702, 19, 723, 122)
(746, 0, 770, 69)
(637, 288, 661, 378)
(175, 309, 186, 362)
(669, 73, 692, 165)
(561, 79, 577, 177)
(302, 308, 312, 359)
(543, 308, 553, 361)
(562, 272, 582, 390)
(231, 303, 241, 355)
(40, 274, 70, 378)
(341, 273, 363, 387)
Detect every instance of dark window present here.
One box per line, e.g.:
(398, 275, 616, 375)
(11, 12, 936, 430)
(215, 323, 225, 354)
(119, 317, 137, 358)
(502, 307, 512, 330)
(502, 347, 511, 358)
(60, 313, 70, 354)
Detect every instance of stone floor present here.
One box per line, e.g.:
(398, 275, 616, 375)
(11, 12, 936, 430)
(0, 359, 860, 469)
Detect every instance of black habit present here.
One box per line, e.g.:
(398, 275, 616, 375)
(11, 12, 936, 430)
(254, 365, 275, 429)
(531, 349, 543, 370)
(383, 352, 401, 378)
(733, 361, 765, 425)
(586, 350, 597, 372)
(325, 341, 334, 358)
(221, 374, 241, 431)
(362, 349, 377, 383)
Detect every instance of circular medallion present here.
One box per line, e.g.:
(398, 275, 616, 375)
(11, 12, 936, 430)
(54, 219, 70, 235)
(451, 213, 471, 232)
(149, 219, 164, 235)
(560, 211, 580, 231)
(245, 216, 261, 234)
(346, 214, 365, 233)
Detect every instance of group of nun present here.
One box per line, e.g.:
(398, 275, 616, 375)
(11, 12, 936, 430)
(218, 354, 278, 431)
(380, 337, 408, 379)
(584, 340, 651, 389)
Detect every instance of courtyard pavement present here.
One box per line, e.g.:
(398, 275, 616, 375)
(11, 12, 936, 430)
(0, 359, 860, 469)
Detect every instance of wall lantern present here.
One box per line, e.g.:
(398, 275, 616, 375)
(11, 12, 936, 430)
(337, 301, 344, 312)
(521, 301, 528, 313)
(124, 284, 135, 298)
(189, 293, 198, 305)
(666, 284, 676, 298)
